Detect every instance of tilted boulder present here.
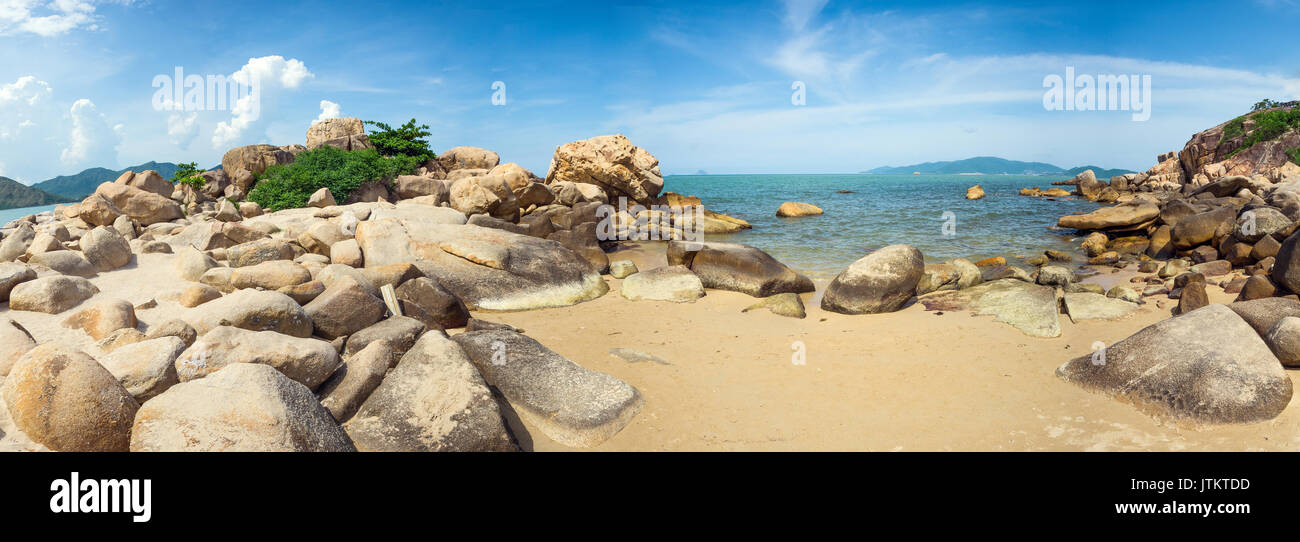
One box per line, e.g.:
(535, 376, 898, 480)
(1057, 304, 1292, 424)
(438, 146, 500, 171)
(99, 337, 185, 402)
(176, 325, 341, 390)
(80, 226, 132, 272)
(666, 240, 814, 298)
(1057, 201, 1159, 231)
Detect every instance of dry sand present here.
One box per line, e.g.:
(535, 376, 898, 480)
(3, 245, 1297, 452)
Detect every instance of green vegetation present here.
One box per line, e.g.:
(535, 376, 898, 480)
(364, 119, 435, 163)
(1253, 99, 1284, 112)
(247, 146, 418, 211)
(1220, 116, 1246, 145)
(1226, 108, 1300, 158)
(171, 162, 205, 189)
(1287, 146, 1300, 166)
(0, 176, 75, 211)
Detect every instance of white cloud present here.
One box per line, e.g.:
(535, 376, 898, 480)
(211, 55, 314, 149)
(167, 110, 198, 148)
(0, 74, 52, 105)
(60, 98, 121, 169)
(0, 0, 126, 37)
(313, 99, 340, 124)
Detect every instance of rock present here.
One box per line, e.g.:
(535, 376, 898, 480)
(916, 263, 959, 295)
(395, 277, 469, 330)
(1263, 316, 1300, 368)
(226, 238, 296, 267)
(514, 182, 555, 208)
(184, 289, 314, 338)
(449, 174, 518, 220)
(306, 117, 368, 150)
(173, 246, 218, 282)
(176, 325, 341, 390)
(1227, 297, 1300, 336)
(1062, 293, 1137, 322)
(394, 175, 449, 202)
(547, 222, 609, 273)
(80, 226, 132, 272)
(96, 328, 146, 354)
(344, 332, 515, 452)
(1057, 202, 1159, 231)
(1106, 285, 1141, 303)
(1045, 249, 1071, 262)
(77, 194, 124, 227)
(1080, 232, 1109, 257)
(776, 202, 824, 217)
(358, 221, 606, 311)
(230, 260, 311, 290)
(923, 279, 1061, 337)
(1177, 280, 1207, 315)
(239, 201, 263, 218)
(1056, 304, 1292, 424)
(1189, 259, 1231, 277)
(99, 337, 185, 401)
(145, 319, 197, 347)
(303, 276, 386, 340)
(965, 185, 985, 200)
(438, 146, 500, 171)
(317, 340, 391, 423)
(544, 134, 663, 205)
(1, 345, 138, 451)
(1252, 235, 1282, 260)
(1171, 206, 1235, 249)
(221, 144, 294, 181)
(1235, 207, 1291, 243)
(1036, 265, 1074, 286)
(278, 280, 325, 305)
(214, 199, 242, 222)
(950, 258, 983, 288)
(0, 262, 37, 299)
(0, 319, 36, 376)
(308, 187, 337, 208)
(667, 240, 815, 298)
(0, 223, 34, 262)
(620, 265, 705, 302)
(1158, 259, 1189, 278)
(8, 276, 99, 314)
(1189, 245, 1219, 264)
(130, 363, 353, 452)
(609, 260, 638, 279)
(1270, 232, 1300, 292)
(1088, 251, 1120, 265)
(342, 316, 428, 364)
(453, 330, 643, 447)
(742, 293, 807, 318)
(330, 239, 364, 267)
(821, 245, 924, 314)
(1238, 274, 1278, 301)
(179, 284, 222, 307)
(1147, 225, 1174, 258)
(62, 299, 136, 341)
(92, 183, 184, 226)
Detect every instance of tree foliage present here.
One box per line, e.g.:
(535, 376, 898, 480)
(364, 118, 435, 163)
(247, 146, 419, 211)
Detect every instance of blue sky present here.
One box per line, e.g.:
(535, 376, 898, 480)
(1, 0, 1298, 183)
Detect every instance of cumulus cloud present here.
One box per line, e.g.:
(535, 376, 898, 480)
(313, 99, 340, 124)
(60, 98, 122, 169)
(167, 110, 199, 148)
(0, 0, 127, 37)
(211, 55, 314, 148)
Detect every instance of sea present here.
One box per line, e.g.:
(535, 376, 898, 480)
(664, 174, 1101, 279)
(1, 174, 1100, 280)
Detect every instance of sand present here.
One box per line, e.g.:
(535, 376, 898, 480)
(4, 244, 1297, 452)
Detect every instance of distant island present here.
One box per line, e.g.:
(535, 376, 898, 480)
(862, 156, 1136, 179)
(0, 176, 75, 211)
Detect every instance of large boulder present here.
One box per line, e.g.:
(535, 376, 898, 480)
(61, 298, 136, 341)
(305, 117, 370, 150)
(8, 275, 99, 314)
(620, 265, 705, 302)
(1, 345, 138, 451)
(776, 202, 824, 217)
(99, 337, 185, 401)
(92, 183, 183, 226)
(395, 277, 469, 330)
(28, 251, 97, 278)
(302, 275, 387, 340)
(79, 226, 132, 272)
(544, 134, 663, 205)
(453, 330, 644, 447)
(229, 260, 312, 290)
(449, 174, 518, 220)
(1057, 202, 1159, 231)
(184, 289, 314, 338)
(1270, 232, 1300, 292)
(317, 341, 391, 423)
(0, 223, 34, 262)
(226, 238, 297, 267)
(344, 332, 515, 451)
(438, 146, 500, 171)
(394, 175, 449, 202)
(221, 144, 294, 185)
(1171, 205, 1235, 249)
(1062, 292, 1138, 323)
(342, 316, 428, 363)
(1235, 206, 1291, 243)
(130, 363, 354, 452)
(1057, 304, 1292, 424)
(116, 170, 173, 197)
(666, 240, 814, 298)
(176, 325, 340, 390)
(173, 246, 218, 281)
(821, 244, 924, 314)
(1227, 297, 1300, 336)
(356, 220, 606, 311)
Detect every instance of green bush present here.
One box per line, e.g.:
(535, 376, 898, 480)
(171, 162, 205, 189)
(247, 146, 419, 211)
(1228, 108, 1300, 158)
(365, 119, 435, 163)
(1288, 146, 1300, 166)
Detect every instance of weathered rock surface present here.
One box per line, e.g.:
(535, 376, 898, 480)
(821, 244, 924, 314)
(922, 279, 1061, 338)
(80, 226, 132, 271)
(0, 318, 36, 376)
(1, 345, 138, 451)
(184, 289, 314, 338)
(776, 201, 824, 217)
(1062, 293, 1138, 323)
(667, 240, 814, 298)
(8, 275, 99, 314)
(303, 276, 386, 340)
(61, 298, 136, 341)
(176, 325, 340, 390)
(544, 134, 663, 205)
(317, 340, 391, 423)
(99, 337, 185, 401)
(620, 265, 705, 302)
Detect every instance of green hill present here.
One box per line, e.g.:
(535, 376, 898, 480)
(864, 156, 1135, 178)
(0, 176, 75, 210)
(32, 161, 180, 200)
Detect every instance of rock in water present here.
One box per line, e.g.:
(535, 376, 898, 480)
(821, 244, 924, 314)
(452, 330, 643, 448)
(130, 363, 354, 452)
(176, 326, 341, 390)
(776, 201, 824, 217)
(965, 185, 985, 200)
(344, 332, 515, 451)
(1057, 304, 1292, 424)
(620, 265, 704, 302)
(1, 345, 138, 451)
(666, 240, 814, 298)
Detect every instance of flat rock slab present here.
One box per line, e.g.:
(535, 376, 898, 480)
(1062, 292, 1139, 323)
(921, 279, 1061, 338)
(453, 330, 644, 448)
(1057, 304, 1292, 424)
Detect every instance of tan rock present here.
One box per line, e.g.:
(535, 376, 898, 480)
(62, 298, 137, 340)
(1, 345, 138, 451)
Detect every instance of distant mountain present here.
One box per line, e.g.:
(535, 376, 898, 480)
(32, 161, 180, 200)
(862, 156, 1135, 179)
(0, 176, 75, 211)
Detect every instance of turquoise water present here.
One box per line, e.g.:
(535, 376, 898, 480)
(0, 204, 58, 226)
(664, 174, 1101, 279)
